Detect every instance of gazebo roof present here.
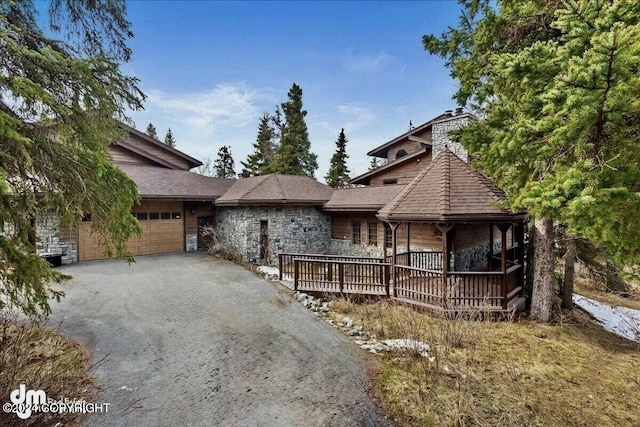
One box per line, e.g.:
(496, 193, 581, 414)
(377, 148, 523, 223)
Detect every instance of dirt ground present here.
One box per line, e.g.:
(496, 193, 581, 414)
(48, 253, 391, 426)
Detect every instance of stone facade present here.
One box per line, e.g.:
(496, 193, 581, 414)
(432, 114, 471, 161)
(35, 212, 78, 265)
(185, 234, 198, 252)
(215, 206, 331, 265)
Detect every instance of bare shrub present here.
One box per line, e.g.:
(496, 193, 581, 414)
(200, 225, 243, 263)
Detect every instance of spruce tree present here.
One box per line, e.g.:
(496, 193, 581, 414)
(242, 114, 277, 176)
(146, 123, 158, 140)
(214, 145, 235, 178)
(325, 128, 351, 188)
(0, 0, 143, 319)
(268, 83, 318, 177)
(425, 0, 640, 321)
(369, 157, 382, 171)
(164, 128, 176, 147)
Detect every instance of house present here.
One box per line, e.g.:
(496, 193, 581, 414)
(36, 123, 234, 263)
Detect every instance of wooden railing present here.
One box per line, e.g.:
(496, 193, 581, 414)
(278, 252, 522, 312)
(293, 258, 390, 296)
(394, 264, 523, 310)
(386, 251, 443, 270)
(278, 253, 384, 280)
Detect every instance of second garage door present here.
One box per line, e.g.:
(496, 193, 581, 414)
(79, 200, 184, 261)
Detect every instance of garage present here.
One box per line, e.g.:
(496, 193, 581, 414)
(79, 201, 184, 261)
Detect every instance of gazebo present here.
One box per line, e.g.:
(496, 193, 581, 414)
(377, 148, 526, 312)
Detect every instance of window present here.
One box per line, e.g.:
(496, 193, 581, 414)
(172, 212, 181, 219)
(135, 212, 148, 221)
(161, 212, 171, 220)
(368, 222, 378, 246)
(396, 149, 408, 159)
(81, 213, 92, 222)
(385, 224, 393, 248)
(149, 212, 160, 220)
(352, 221, 361, 244)
(382, 178, 397, 185)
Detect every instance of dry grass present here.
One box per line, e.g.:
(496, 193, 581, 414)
(328, 298, 640, 427)
(0, 318, 95, 427)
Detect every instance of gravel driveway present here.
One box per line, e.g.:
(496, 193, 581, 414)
(49, 253, 390, 426)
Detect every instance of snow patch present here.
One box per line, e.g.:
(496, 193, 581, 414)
(573, 294, 640, 343)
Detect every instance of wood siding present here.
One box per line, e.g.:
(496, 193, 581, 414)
(184, 201, 215, 235)
(108, 145, 156, 166)
(369, 151, 432, 186)
(387, 140, 422, 162)
(123, 135, 191, 170)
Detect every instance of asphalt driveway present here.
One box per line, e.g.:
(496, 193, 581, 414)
(49, 253, 389, 427)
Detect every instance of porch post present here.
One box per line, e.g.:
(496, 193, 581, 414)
(488, 222, 494, 270)
(497, 223, 510, 310)
(390, 222, 399, 290)
(406, 223, 411, 267)
(436, 224, 453, 309)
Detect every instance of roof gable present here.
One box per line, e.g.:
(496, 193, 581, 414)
(378, 149, 521, 222)
(116, 122, 202, 170)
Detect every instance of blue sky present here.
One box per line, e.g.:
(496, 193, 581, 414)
(120, 1, 464, 180)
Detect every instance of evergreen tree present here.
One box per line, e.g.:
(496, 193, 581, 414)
(214, 146, 235, 178)
(267, 83, 318, 177)
(146, 123, 158, 140)
(241, 114, 277, 176)
(325, 128, 351, 188)
(164, 128, 176, 147)
(369, 157, 383, 170)
(0, 0, 143, 319)
(425, 0, 640, 321)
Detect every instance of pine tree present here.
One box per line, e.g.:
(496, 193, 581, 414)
(425, 0, 640, 321)
(164, 128, 176, 147)
(146, 123, 158, 140)
(241, 114, 277, 176)
(0, 0, 143, 319)
(325, 128, 351, 188)
(214, 146, 235, 178)
(267, 83, 318, 177)
(369, 157, 382, 171)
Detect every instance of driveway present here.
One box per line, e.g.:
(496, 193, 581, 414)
(49, 253, 390, 426)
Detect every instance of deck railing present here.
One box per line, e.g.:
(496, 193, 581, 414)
(278, 252, 384, 280)
(279, 252, 522, 312)
(386, 251, 443, 270)
(292, 258, 390, 296)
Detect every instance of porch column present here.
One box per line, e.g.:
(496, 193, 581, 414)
(390, 222, 399, 288)
(497, 223, 510, 310)
(435, 224, 453, 309)
(406, 223, 411, 267)
(488, 222, 494, 270)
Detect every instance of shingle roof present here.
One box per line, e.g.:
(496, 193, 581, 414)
(117, 163, 235, 200)
(324, 185, 405, 212)
(215, 174, 333, 206)
(378, 148, 523, 223)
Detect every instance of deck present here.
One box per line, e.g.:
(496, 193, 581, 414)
(278, 252, 525, 314)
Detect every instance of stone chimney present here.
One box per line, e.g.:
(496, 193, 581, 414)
(432, 112, 471, 162)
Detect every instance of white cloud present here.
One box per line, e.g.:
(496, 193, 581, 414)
(344, 49, 395, 72)
(336, 104, 377, 131)
(129, 82, 275, 174)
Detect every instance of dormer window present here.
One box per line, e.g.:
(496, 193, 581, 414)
(396, 149, 408, 159)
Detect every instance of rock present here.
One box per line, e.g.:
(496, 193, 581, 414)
(296, 292, 309, 302)
(320, 303, 330, 312)
(339, 317, 354, 328)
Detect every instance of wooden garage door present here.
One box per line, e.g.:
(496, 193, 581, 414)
(79, 201, 184, 261)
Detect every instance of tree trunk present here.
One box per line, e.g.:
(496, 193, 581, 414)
(562, 236, 576, 310)
(524, 220, 535, 310)
(530, 218, 555, 322)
